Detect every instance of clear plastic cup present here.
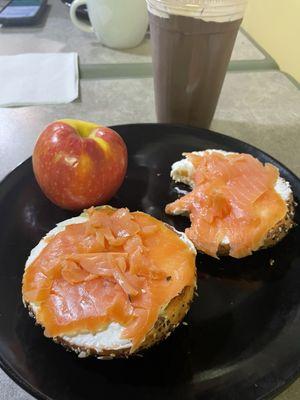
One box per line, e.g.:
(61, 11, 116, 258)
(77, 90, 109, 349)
(147, 0, 248, 128)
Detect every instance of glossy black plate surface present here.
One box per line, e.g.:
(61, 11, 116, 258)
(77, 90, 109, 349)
(0, 124, 299, 400)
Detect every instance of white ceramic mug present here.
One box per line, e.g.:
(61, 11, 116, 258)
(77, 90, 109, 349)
(70, 0, 148, 49)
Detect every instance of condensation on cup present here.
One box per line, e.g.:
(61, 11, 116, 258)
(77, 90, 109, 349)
(147, 0, 248, 129)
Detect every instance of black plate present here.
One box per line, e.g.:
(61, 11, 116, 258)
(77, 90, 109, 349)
(0, 124, 299, 400)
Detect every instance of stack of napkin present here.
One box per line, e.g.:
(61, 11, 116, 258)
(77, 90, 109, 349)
(0, 52, 79, 107)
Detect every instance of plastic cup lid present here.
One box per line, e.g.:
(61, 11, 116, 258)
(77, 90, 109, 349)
(146, 0, 248, 22)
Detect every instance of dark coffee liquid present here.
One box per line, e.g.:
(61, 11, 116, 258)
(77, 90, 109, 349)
(149, 13, 242, 128)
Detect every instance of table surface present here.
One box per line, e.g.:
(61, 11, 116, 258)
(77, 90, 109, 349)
(0, 0, 299, 399)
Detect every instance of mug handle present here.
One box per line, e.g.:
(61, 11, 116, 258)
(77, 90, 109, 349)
(70, 0, 93, 33)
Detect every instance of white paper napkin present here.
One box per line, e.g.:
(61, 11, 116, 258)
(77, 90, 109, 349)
(0, 53, 79, 107)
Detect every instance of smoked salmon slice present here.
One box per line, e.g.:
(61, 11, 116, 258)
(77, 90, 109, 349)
(166, 151, 287, 258)
(22, 207, 196, 351)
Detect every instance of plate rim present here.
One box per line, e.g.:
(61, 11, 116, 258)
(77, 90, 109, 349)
(0, 124, 299, 188)
(0, 123, 299, 400)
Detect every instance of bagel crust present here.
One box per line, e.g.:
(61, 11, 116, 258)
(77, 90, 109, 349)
(23, 213, 196, 358)
(217, 196, 295, 257)
(25, 283, 195, 359)
(168, 151, 295, 257)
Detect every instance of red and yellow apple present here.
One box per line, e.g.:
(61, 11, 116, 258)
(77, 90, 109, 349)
(32, 119, 128, 210)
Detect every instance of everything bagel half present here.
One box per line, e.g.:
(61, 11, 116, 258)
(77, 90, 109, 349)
(22, 206, 197, 358)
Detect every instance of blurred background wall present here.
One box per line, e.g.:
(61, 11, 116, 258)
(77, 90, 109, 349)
(243, 0, 300, 83)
